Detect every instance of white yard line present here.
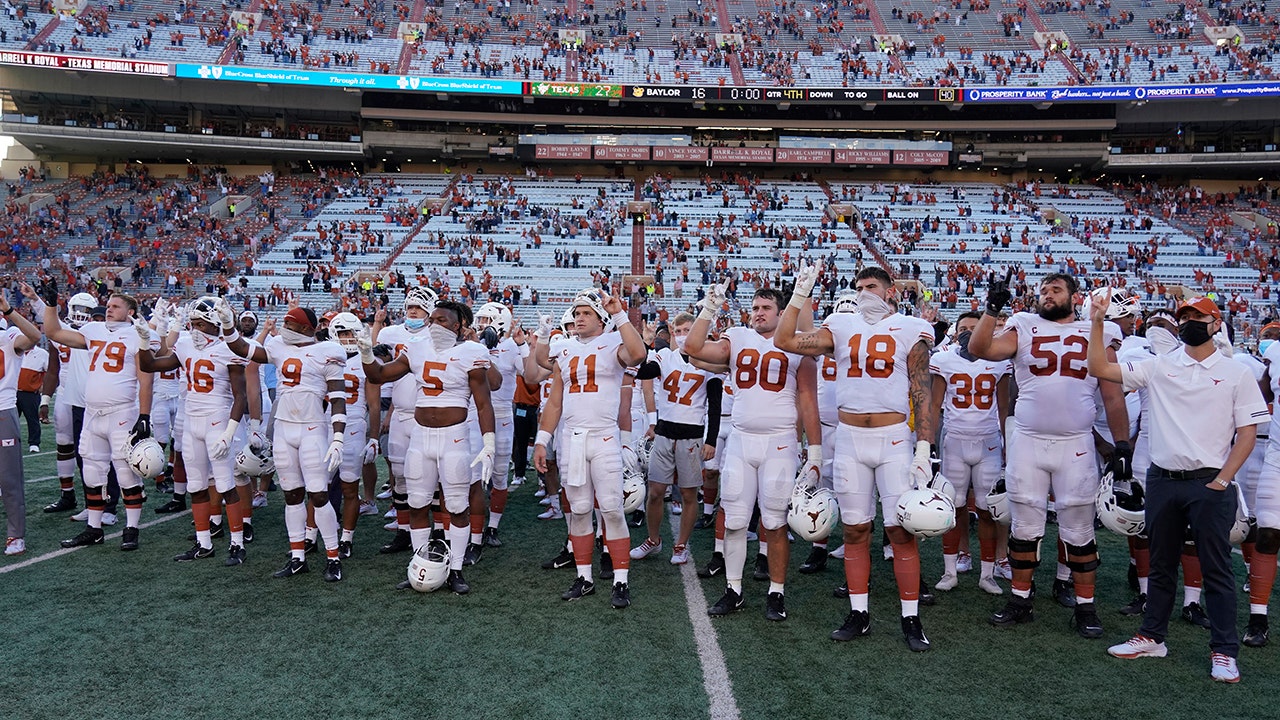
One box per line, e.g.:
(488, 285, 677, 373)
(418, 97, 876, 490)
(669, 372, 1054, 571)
(672, 508, 742, 720)
(0, 511, 191, 574)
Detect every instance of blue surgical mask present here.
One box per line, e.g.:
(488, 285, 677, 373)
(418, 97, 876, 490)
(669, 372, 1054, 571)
(404, 318, 426, 331)
(1260, 339, 1275, 357)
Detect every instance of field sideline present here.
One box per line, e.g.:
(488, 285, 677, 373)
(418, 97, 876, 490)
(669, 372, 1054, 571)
(2, 449, 1274, 720)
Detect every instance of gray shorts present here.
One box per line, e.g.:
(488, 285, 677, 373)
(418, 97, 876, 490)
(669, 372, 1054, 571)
(648, 435, 703, 488)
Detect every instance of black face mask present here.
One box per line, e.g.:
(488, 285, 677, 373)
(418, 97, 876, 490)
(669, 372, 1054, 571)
(954, 330, 976, 361)
(314, 328, 329, 342)
(1178, 320, 1214, 347)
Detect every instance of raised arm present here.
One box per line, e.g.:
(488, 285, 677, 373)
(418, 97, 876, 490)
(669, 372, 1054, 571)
(685, 284, 731, 366)
(43, 295, 86, 349)
(775, 265, 833, 356)
(969, 269, 1017, 361)
(1086, 290, 1123, 384)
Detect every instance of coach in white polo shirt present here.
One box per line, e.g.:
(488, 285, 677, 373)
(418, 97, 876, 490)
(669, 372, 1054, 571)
(1087, 293, 1268, 684)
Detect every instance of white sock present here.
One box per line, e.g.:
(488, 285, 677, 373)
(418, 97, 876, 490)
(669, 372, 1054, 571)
(703, 502, 714, 515)
(1184, 586, 1202, 605)
(488, 511, 503, 528)
(1056, 562, 1070, 582)
(901, 599, 919, 617)
(410, 527, 431, 551)
(849, 593, 869, 612)
(470, 530, 482, 545)
(196, 529, 212, 548)
(284, 502, 306, 559)
(1138, 576, 1148, 593)
(230, 530, 244, 546)
(615, 568, 629, 584)
(576, 565, 593, 582)
(174, 481, 187, 496)
(980, 560, 995, 578)
(125, 506, 141, 528)
(724, 526, 748, 590)
(341, 528, 354, 543)
(1251, 604, 1269, 615)
(769, 581, 784, 595)
(314, 502, 339, 552)
(447, 523, 468, 571)
(943, 553, 958, 576)
(305, 526, 318, 543)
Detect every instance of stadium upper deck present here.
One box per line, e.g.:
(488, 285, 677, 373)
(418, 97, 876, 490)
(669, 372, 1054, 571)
(2, 0, 1278, 90)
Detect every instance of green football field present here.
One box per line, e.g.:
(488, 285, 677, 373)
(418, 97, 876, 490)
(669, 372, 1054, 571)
(2, 448, 1274, 720)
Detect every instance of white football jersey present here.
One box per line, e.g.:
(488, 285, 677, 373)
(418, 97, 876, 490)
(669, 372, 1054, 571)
(0, 327, 23, 409)
(654, 347, 713, 426)
(726, 327, 803, 434)
(555, 332, 628, 431)
(404, 337, 490, 410)
(930, 348, 1010, 435)
(1005, 312, 1122, 435)
(487, 337, 523, 415)
(822, 312, 934, 416)
(52, 339, 89, 407)
(378, 323, 429, 415)
(81, 322, 144, 408)
(817, 355, 839, 426)
(1093, 334, 1147, 443)
(340, 352, 369, 424)
(264, 335, 347, 424)
(153, 328, 184, 399)
(171, 335, 247, 416)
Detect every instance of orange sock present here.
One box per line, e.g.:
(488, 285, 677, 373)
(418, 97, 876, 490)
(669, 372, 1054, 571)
(1249, 552, 1278, 608)
(942, 526, 961, 556)
(570, 533, 595, 569)
(490, 488, 508, 515)
(193, 499, 210, 532)
(1182, 552, 1203, 588)
(891, 539, 920, 601)
(978, 535, 996, 563)
(844, 541, 871, 595)
(606, 538, 631, 570)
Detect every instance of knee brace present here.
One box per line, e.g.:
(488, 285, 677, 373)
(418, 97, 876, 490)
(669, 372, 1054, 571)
(1064, 540, 1100, 573)
(392, 491, 409, 511)
(1007, 535, 1042, 570)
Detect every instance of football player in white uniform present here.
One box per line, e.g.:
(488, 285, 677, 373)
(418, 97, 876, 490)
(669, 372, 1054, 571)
(49, 292, 155, 551)
(474, 302, 522, 550)
(688, 284, 821, 623)
(631, 312, 726, 566)
(327, 313, 382, 559)
(363, 299, 496, 595)
(149, 299, 184, 493)
(370, 286, 437, 555)
(929, 311, 1011, 595)
(140, 297, 250, 565)
(534, 288, 647, 608)
(776, 266, 935, 650)
(41, 292, 96, 514)
(224, 304, 350, 582)
(1246, 321, 1280, 646)
(969, 271, 1130, 639)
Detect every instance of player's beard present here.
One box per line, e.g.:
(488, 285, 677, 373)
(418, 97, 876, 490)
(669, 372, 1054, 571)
(1037, 301, 1073, 322)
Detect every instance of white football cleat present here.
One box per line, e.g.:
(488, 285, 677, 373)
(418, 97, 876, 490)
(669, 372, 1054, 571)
(978, 575, 1004, 595)
(956, 551, 973, 573)
(101, 512, 118, 526)
(935, 573, 958, 591)
(537, 506, 564, 520)
(1108, 635, 1168, 659)
(1211, 653, 1240, 683)
(359, 501, 379, 517)
(70, 509, 89, 522)
(630, 538, 662, 560)
(670, 545, 692, 565)
(4, 537, 25, 556)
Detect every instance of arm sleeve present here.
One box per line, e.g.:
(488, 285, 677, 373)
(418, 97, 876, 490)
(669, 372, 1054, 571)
(635, 358, 662, 381)
(704, 377, 723, 445)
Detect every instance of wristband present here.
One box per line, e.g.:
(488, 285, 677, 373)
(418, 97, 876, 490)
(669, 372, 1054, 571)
(40, 394, 51, 407)
(249, 418, 261, 434)
(330, 413, 347, 425)
(221, 418, 240, 436)
(535, 429, 553, 447)
(646, 411, 657, 426)
(2, 307, 13, 316)
(611, 311, 629, 328)
(984, 306, 1002, 317)
(697, 304, 717, 322)
(223, 329, 240, 343)
(788, 292, 810, 310)
(326, 390, 347, 401)
(332, 432, 344, 443)
(620, 429, 632, 448)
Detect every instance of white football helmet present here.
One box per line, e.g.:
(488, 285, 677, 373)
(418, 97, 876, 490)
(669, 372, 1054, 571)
(832, 292, 860, 314)
(475, 302, 513, 337)
(67, 292, 98, 327)
(1230, 481, 1254, 545)
(1080, 286, 1140, 321)
(896, 488, 957, 538)
(404, 286, 439, 313)
(407, 539, 451, 592)
(622, 466, 646, 513)
(1095, 472, 1146, 537)
(127, 437, 167, 479)
(187, 296, 221, 328)
(636, 436, 652, 477)
(788, 485, 840, 543)
(571, 287, 610, 324)
(559, 307, 576, 332)
(235, 442, 275, 477)
(328, 312, 363, 351)
(986, 475, 1011, 525)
